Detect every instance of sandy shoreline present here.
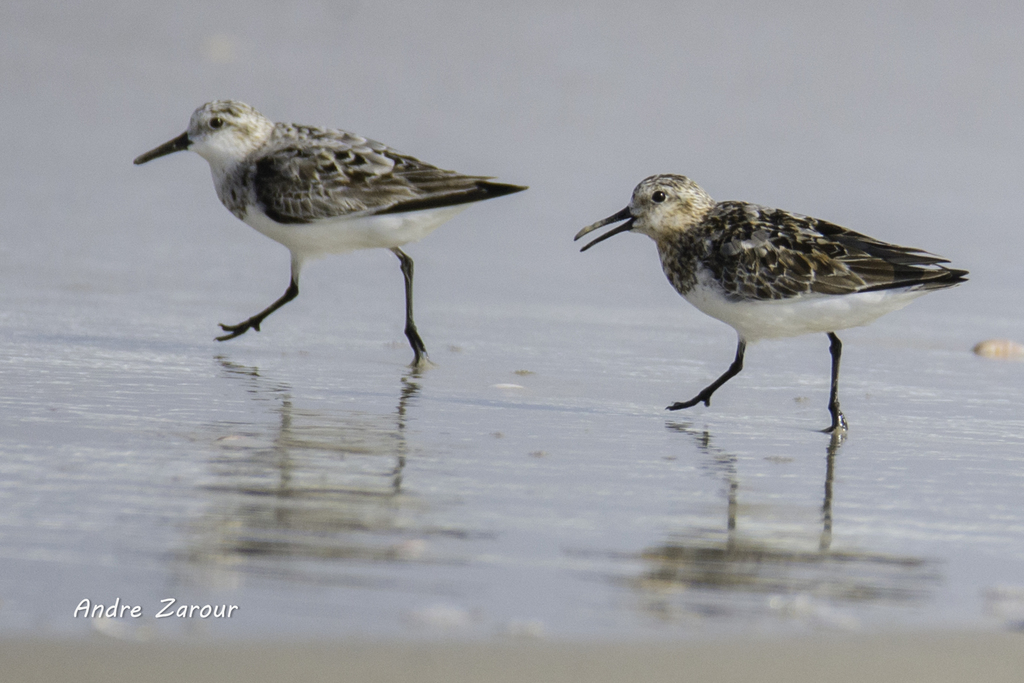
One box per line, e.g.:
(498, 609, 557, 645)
(2, 632, 1021, 682)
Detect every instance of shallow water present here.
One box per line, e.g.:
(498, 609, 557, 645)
(2, 291, 1021, 640)
(1, 1, 1023, 641)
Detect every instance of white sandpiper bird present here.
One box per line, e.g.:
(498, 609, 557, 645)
(575, 174, 968, 432)
(135, 100, 526, 367)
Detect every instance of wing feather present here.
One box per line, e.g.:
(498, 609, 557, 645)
(701, 203, 966, 300)
(251, 124, 525, 224)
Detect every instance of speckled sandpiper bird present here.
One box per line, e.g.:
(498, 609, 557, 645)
(575, 174, 967, 432)
(135, 100, 526, 367)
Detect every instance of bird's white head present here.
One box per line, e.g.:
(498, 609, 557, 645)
(575, 174, 716, 251)
(134, 100, 275, 176)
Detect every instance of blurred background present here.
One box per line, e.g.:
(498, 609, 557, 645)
(4, 0, 1022, 317)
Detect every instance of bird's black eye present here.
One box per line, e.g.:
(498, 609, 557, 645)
(651, 190, 667, 203)
(209, 117, 224, 129)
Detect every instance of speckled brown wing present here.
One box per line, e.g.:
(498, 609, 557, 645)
(250, 125, 525, 224)
(699, 202, 965, 301)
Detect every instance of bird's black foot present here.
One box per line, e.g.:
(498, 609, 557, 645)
(409, 353, 436, 372)
(666, 392, 712, 412)
(407, 335, 435, 371)
(402, 310, 436, 371)
(666, 339, 746, 412)
(214, 278, 298, 342)
(822, 406, 848, 434)
(822, 333, 848, 433)
(216, 318, 262, 341)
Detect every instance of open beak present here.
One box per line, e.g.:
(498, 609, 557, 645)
(574, 206, 635, 252)
(133, 132, 191, 165)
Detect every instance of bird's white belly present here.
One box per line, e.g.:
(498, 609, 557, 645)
(241, 205, 470, 259)
(684, 273, 929, 342)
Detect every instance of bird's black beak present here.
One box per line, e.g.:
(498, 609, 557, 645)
(133, 132, 191, 165)
(574, 206, 635, 252)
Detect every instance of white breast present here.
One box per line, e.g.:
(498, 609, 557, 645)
(240, 204, 470, 260)
(684, 269, 929, 342)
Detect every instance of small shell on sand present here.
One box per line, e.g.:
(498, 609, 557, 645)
(973, 339, 1024, 360)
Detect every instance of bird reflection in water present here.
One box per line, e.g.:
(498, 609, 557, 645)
(182, 358, 462, 586)
(634, 426, 938, 623)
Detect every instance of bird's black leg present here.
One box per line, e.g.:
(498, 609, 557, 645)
(392, 248, 429, 367)
(668, 338, 746, 411)
(824, 332, 848, 433)
(217, 276, 299, 342)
